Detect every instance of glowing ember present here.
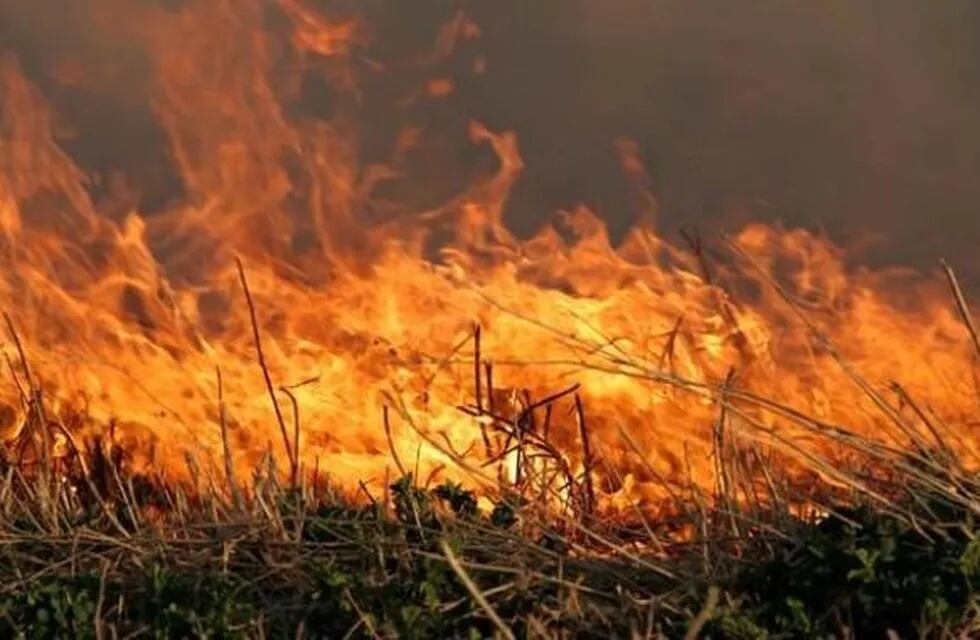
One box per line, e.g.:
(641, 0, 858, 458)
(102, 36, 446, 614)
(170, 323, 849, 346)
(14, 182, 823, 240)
(0, 0, 976, 512)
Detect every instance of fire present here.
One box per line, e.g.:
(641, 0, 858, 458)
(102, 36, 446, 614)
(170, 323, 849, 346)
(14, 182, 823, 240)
(0, 0, 976, 512)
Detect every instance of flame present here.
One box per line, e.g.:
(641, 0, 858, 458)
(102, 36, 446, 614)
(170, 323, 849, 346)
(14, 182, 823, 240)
(0, 0, 977, 512)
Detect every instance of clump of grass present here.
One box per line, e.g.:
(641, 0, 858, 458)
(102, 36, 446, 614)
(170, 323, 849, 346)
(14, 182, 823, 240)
(2, 259, 980, 637)
(0, 445, 685, 638)
(2, 435, 980, 638)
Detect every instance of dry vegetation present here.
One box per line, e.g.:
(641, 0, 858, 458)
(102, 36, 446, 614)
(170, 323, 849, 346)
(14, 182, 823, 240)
(3, 420, 980, 639)
(2, 266, 980, 639)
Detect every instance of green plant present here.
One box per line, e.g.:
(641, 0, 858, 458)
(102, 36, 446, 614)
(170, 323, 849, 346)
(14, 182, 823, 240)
(724, 503, 980, 638)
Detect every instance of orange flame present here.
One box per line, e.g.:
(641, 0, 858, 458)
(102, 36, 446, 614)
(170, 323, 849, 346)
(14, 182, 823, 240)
(0, 0, 976, 512)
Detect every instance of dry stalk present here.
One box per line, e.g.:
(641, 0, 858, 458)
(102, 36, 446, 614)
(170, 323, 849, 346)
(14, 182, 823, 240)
(683, 586, 720, 640)
(235, 257, 296, 484)
(52, 421, 131, 539)
(439, 538, 517, 640)
(216, 366, 244, 510)
(574, 394, 596, 518)
(280, 385, 302, 489)
(942, 260, 980, 361)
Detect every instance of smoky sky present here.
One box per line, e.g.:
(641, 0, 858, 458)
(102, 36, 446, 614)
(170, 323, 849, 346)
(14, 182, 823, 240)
(461, 0, 980, 276)
(3, 0, 980, 279)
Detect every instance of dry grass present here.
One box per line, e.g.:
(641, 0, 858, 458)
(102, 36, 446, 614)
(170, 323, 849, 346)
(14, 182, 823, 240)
(1, 261, 979, 638)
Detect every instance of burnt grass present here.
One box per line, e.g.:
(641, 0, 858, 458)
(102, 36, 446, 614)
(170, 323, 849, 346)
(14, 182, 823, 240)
(2, 444, 980, 640)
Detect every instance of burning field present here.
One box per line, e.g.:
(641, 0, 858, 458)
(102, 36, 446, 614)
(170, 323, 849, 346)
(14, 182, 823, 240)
(1, 0, 980, 637)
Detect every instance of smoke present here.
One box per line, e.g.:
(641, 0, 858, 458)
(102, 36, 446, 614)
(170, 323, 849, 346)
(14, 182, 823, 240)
(461, 0, 980, 277)
(2, 0, 980, 277)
